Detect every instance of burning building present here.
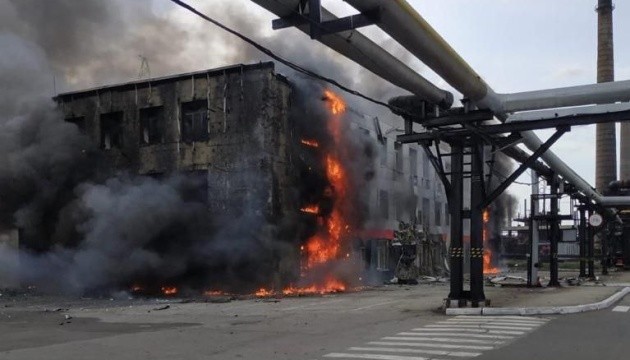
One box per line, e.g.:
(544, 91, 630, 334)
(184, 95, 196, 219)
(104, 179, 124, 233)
(2, 61, 454, 295)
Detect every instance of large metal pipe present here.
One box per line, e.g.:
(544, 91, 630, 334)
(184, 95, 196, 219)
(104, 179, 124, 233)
(249, 0, 453, 108)
(344, 0, 629, 204)
(501, 81, 630, 114)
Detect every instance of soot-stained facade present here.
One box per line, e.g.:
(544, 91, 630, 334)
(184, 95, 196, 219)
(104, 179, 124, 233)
(55, 62, 295, 220)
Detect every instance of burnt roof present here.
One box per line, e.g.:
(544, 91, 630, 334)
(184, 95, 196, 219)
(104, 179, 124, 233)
(54, 62, 287, 101)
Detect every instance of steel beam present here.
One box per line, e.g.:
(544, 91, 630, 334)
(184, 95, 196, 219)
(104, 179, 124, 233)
(397, 110, 630, 143)
(588, 210, 596, 278)
(448, 144, 464, 302)
(481, 127, 569, 208)
(579, 206, 587, 277)
(470, 144, 486, 306)
(548, 175, 561, 287)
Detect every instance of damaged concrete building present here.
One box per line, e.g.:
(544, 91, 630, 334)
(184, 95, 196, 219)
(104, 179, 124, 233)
(56, 62, 295, 218)
(49, 61, 450, 290)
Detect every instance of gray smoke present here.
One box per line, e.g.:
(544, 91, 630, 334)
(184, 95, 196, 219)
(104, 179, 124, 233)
(0, 0, 395, 294)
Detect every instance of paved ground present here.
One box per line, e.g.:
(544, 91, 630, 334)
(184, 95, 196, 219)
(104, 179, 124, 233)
(1, 270, 629, 360)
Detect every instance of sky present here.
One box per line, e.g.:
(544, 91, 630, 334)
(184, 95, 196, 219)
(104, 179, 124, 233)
(4, 0, 629, 217)
(311, 0, 630, 215)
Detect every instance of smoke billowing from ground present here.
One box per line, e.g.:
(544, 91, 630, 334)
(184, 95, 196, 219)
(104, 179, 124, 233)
(0, 0, 423, 294)
(487, 152, 519, 260)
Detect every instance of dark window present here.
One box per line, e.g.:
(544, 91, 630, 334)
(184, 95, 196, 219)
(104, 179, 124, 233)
(100, 112, 123, 150)
(181, 100, 208, 142)
(380, 138, 388, 166)
(140, 106, 165, 145)
(395, 194, 405, 221)
(445, 203, 450, 226)
(65, 116, 86, 133)
(409, 147, 418, 179)
(394, 142, 403, 176)
(422, 198, 430, 226)
(379, 190, 389, 220)
(435, 201, 442, 226)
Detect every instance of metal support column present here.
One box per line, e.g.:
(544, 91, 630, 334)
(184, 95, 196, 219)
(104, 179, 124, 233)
(448, 143, 465, 304)
(470, 144, 486, 306)
(602, 224, 609, 275)
(579, 206, 587, 277)
(588, 209, 596, 278)
(527, 171, 540, 287)
(548, 175, 561, 287)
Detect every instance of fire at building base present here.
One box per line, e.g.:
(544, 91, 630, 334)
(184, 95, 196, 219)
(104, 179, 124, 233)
(0, 62, 502, 297)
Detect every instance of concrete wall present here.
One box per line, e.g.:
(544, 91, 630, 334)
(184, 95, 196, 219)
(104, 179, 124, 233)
(56, 63, 296, 220)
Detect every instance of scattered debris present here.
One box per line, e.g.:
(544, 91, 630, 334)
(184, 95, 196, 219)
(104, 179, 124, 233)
(64, 314, 72, 320)
(153, 305, 170, 311)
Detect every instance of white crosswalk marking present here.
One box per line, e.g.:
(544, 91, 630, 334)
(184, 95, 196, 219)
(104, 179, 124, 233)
(321, 315, 550, 359)
(397, 332, 514, 340)
(347, 347, 481, 358)
(612, 305, 630, 312)
(324, 354, 441, 360)
(381, 337, 503, 345)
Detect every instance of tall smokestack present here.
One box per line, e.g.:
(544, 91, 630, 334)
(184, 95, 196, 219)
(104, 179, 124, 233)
(595, 0, 617, 191)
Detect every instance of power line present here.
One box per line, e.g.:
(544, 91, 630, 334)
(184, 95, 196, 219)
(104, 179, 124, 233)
(168, 0, 402, 113)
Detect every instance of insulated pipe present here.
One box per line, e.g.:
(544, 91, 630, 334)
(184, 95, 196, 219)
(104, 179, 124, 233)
(501, 81, 630, 114)
(344, 0, 625, 204)
(249, 0, 453, 108)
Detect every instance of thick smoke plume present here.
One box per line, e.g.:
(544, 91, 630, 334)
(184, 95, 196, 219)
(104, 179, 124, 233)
(0, 0, 385, 294)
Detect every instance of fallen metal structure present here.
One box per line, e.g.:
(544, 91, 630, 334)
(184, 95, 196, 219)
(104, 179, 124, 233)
(250, 0, 630, 306)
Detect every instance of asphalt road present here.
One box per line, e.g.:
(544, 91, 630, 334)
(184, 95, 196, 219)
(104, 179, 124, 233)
(478, 294, 630, 360)
(0, 286, 628, 360)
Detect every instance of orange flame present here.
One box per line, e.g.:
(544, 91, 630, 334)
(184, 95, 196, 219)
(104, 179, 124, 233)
(282, 277, 346, 296)
(300, 205, 320, 214)
(301, 139, 320, 148)
(203, 290, 227, 296)
(161, 286, 178, 296)
(323, 89, 347, 115)
(300, 89, 351, 290)
(255, 288, 273, 297)
(482, 209, 501, 274)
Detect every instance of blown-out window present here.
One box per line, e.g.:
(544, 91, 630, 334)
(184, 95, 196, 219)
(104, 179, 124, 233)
(140, 106, 165, 145)
(100, 112, 123, 150)
(181, 100, 209, 142)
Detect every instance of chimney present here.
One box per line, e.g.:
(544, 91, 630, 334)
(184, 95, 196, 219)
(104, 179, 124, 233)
(595, 0, 617, 191)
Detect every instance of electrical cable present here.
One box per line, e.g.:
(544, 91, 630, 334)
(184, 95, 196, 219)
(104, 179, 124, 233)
(169, 0, 406, 114)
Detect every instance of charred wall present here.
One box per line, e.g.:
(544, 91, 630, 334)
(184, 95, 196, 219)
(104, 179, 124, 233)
(55, 62, 295, 220)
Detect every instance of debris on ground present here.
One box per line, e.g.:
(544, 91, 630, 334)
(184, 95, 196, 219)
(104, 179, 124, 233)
(153, 305, 170, 311)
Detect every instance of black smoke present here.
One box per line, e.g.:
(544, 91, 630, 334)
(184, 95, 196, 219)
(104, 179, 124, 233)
(0, 0, 386, 295)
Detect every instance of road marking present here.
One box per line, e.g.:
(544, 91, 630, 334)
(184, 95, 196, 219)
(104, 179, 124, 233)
(347, 347, 481, 358)
(612, 305, 630, 312)
(397, 332, 514, 340)
(324, 353, 446, 360)
(437, 321, 539, 330)
(382, 337, 503, 345)
(367, 341, 494, 350)
(453, 315, 547, 321)
(411, 327, 525, 335)
(426, 324, 533, 331)
(350, 300, 399, 311)
(321, 316, 550, 360)
(446, 319, 545, 326)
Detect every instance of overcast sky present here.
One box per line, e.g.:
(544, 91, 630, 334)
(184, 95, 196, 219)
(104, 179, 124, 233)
(295, 0, 630, 213)
(5, 0, 627, 215)
(100, 0, 630, 213)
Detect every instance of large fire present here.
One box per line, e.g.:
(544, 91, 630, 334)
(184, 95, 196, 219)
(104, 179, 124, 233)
(482, 209, 501, 274)
(302, 91, 351, 271)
